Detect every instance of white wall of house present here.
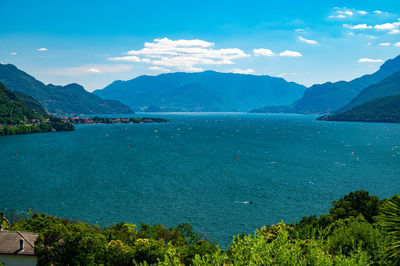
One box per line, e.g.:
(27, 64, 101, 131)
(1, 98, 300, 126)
(0, 254, 37, 266)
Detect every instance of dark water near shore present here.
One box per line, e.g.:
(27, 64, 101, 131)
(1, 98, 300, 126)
(1, 113, 399, 248)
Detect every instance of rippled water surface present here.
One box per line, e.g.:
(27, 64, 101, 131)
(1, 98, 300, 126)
(1, 113, 399, 247)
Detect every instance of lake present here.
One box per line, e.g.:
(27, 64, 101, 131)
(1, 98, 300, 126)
(1, 113, 399, 248)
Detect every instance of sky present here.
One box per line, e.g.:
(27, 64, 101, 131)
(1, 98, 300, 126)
(1, 0, 400, 92)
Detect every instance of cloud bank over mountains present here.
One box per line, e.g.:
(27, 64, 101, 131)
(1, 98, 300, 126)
(108, 37, 303, 73)
(108, 37, 250, 72)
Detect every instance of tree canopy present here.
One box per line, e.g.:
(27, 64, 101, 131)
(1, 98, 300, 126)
(4, 190, 400, 265)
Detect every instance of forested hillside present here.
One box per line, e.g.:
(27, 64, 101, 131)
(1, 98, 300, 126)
(0, 82, 74, 135)
(0, 63, 134, 115)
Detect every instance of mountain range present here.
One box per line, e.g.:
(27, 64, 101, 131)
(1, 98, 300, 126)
(93, 71, 306, 112)
(317, 69, 400, 123)
(250, 55, 400, 115)
(0, 64, 133, 115)
(320, 94, 400, 123)
(2, 54, 400, 121)
(338, 70, 400, 113)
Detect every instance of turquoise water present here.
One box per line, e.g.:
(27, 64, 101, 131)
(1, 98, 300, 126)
(1, 113, 400, 248)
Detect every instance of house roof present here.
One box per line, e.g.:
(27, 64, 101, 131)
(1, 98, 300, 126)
(0, 231, 39, 256)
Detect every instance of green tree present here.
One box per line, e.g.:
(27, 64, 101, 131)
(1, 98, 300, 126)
(35, 223, 107, 266)
(104, 240, 135, 266)
(326, 216, 385, 262)
(330, 190, 380, 223)
(378, 194, 400, 263)
(132, 238, 166, 264)
(109, 223, 138, 245)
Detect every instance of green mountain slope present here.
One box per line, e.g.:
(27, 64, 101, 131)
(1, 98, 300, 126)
(0, 82, 74, 135)
(251, 55, 400, 114)
(321, 94, 400, 123)
(0, 82, 40, 125)
(158, 82, 227, 111)
(14, 91, 48, 114)
(94, 71, 306, 112)
(0, 64, 134, 115)
(338, 70, 400, 113)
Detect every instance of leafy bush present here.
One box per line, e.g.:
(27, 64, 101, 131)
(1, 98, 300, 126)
(326, 216, 385, 262)
(330, 190, 380, 223)
(4, 190, 399, 265)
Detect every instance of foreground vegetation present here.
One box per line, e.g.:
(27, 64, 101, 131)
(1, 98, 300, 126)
(2, 190, 400, 265)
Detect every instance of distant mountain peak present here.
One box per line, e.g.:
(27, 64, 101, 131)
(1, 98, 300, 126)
(251, 54, 400, 115)
(378, 55, 400, 72)
(94, 71, 306, 112)
(64, 83, 86, 90)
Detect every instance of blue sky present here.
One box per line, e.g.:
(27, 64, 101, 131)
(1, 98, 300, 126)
(1, 0, 400, 91)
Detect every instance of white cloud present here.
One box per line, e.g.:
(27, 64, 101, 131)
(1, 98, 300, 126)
(108, 55, 142, 62)
(298, 36, 318, 44)
(329, 14, 346, 19)
(330, 8, 395, 23)
(10, 52, 17, 55)
(374, 23, 396, 30)
(394, 42, 400, 47)
(343, 19, 400, 35)
(37, 48, 48, 51)
(254, 49, 303, 57)
(279, 50, 303, 57)
(358, 58, 383, 63)
(41, 64, 133, 77)
(253, 48, 275, 56)
(373, 20, 400, 32)
(343, 24, 372, 30)
(149, 66, 171, 72)
(109, 37, 249, 72)
(87, 68, 101, 73)
(329, 8, 362, 19)
(295, 28, 305, 32)
(230, 68, 254, 74)
(379, 42, 391, 46)
(145, 38, 214, 48)
(277, 72, 287, 77)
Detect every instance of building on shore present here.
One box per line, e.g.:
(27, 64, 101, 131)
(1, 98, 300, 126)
(0, 231, 39, 266)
